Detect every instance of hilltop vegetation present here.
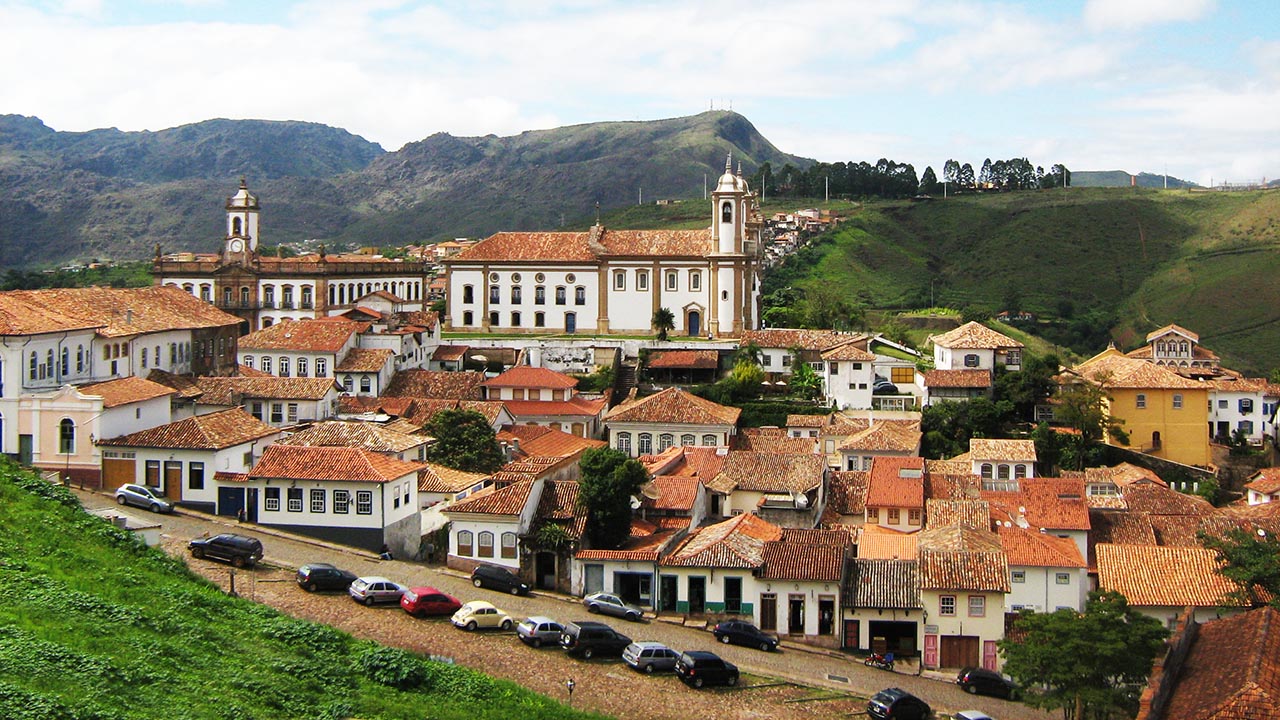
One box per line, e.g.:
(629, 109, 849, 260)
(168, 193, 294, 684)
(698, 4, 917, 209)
(763, 187, 1280, 375)
(0, 458, 602, 720)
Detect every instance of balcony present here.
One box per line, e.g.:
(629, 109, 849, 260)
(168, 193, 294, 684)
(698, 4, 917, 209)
(215, 300, 264, 310)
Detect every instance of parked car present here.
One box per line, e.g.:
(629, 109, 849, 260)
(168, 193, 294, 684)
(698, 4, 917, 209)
(674, 651, 739, 688)
(114, 483, 173, 513)
(471, 564, 530, 595)
(956, 667, 1017, 699)
(872, 376, 899, 395)
(348, 576, 406, 606)
(559, 620, 632, 659)
(867, 687, 932, 720)
(583, 592, 644, 622)
(954, 712, 995, 720)
(622, 641, 680, 674)
(451, 600, 513, 631)
(517, 616, 564, 647)
(400, 587, 462, 617)
(712, 620, 778, 652)
(296, 563, 357, 592)
(188, 533, 263, 568)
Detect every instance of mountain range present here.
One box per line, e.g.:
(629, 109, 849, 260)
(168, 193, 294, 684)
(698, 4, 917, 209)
(0, 111, 808, 268)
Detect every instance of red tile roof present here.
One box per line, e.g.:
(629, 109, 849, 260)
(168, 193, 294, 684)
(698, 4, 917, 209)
(827, 471, 870, 516)
(481, 365, 578, 389)
(821, 341, 877, 361)
(858, 526, 920, 560)
(431, 345, 469, 362)
(249, 445, 423, 483)
(239, 319, 365, 352)
(448, 227, 714, 263)
(502, 396, 606, 419)
(1157, 607, 1280, 720)
(706, 452, 826, 494)
(867, 457, 926, 509)
(740, 328, 864, 351)
(1071, 351, 1205, 390)
(575, 529, 678, 561)
(195, 376, 338, 404)
(499, 424, 606, 457)
(647, 349, 720, 370)
(336, 348, 394, 373)
(1096, 543, 1251, 607)
(839, 421, 922, 453)
(730, 428, 819, 454)
(970, 438, 1037, 463)
(0, 286, 241, 337)
(929, 321, 1022, 349)
(848, 558, 921, 609)
(277, 420, 425, 454)
(925, 499, 990, 531)
(761, 541, 847, 582)
(918, 526, 1009, 592)
(444, 480, 534, 516)
(983, 478, 1091, 531)
(998, 525, 1085, 567)
(384, 370, 486, 399)
(417, 463, 488, 494)
(79, 376, 176, 408)
(1245, 468, 1280, 496)
(662, 513, 781, 569)
(925, 369, 992, 388)
(605, 387, 741, 426)
(643, 475, 701, 512)
(98, 408, 278, 449)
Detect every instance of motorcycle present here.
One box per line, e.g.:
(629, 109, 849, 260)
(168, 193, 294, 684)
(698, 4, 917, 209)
(864, 652, 894, 671)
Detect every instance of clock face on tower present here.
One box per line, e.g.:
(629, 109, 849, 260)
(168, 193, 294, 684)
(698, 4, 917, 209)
(229, 239, 243, 253)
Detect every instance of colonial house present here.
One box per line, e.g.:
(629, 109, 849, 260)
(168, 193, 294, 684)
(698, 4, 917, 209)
(604, 387, 741, 457)
(922, 369, 992, 403)
(276, 420, 430, 462)
(96, 408, 281, 514)
(239, 444, 425, 558)
(1067, 349, 1211, 467)
(1095, 544, 1253, 628)
(418, 463, 490, 509)
(429, 345, 469, 371)
(704, 451, 827, 526)
(982, 477, 1092, 562)
(443, 479, 543, 574)
(1205, 375, 1270, 445)
(837, 420, 922, 472)
(335, 348, 396, 398)
(843, 558, 922, 658)
(968, 438, 1038, 485)
(574, 527, 684, 608)
(737, 328, 889, 410)
(918, 525, 1010, 672)
(154, 179, 430, 331)
(658, 513, 778, 618)
(757, 528, 852, 648)
(929, 321, 1024, 372)
(997, 524, 1088, 613)
(443, 158, 763, 336)
(864, 457, 926, 532)
(237, 318, 398, 396)
(193, 376, 341, 428)
(820, 470, 869, 529)
(1125, 324, 1219, 375)
(384, 370, 486, 400)
(481, 366, 608, 438)
(1243, 468, 1280, 505)
(645, 350, 721, 386)
(495, 424, 607, 464)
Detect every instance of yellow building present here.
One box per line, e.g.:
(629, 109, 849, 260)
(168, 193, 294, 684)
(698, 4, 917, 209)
(1070, 349, 1210, 467)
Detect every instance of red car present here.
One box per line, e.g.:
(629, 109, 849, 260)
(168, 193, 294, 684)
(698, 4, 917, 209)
(400, 586, 462, 618)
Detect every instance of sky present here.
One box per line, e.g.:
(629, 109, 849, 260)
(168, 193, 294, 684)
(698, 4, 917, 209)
(2, 0, 1278, 186)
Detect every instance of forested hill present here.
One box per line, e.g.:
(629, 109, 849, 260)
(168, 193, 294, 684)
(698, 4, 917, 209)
(0, 111, 809, 268)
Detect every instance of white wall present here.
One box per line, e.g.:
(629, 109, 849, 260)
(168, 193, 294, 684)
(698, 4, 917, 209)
(1005, 566, 1087, 613)
(449, 516, 521, 570)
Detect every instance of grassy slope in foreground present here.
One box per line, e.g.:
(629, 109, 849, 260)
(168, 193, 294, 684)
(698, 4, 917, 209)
(0, 458, 606, 720)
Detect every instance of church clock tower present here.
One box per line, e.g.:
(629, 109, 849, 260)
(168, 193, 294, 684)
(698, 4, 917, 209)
(223, 177, 260, 265)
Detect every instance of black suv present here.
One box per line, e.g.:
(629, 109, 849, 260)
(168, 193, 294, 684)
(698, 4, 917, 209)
(296, 562, 357, 592)
(675, 651, 739, 688)
(956, 667, 1017, 698)
(471, 564, 530, 595)
(712, 620, 779, 652)
(188, 533, 263, 568)
(867, 687, 932, 720)
(559, 620, 631, 659)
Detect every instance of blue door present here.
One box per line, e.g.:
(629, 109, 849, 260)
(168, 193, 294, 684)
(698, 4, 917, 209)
(217, 486, 245, 517)
(688, 311, 701, 337)
(565, 312, 576, 334)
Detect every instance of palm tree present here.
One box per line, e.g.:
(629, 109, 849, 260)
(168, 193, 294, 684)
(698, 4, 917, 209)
(652, 308, 675, 341)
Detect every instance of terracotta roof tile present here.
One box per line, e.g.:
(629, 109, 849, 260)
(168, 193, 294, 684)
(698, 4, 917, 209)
(502, 396, 607, 419)
(1245, 468, 1280, 496)
(647, 349, 720, 370)
(1122, 483, 1216, 516)
(448, 227, 715, 263)
(970, 438, 1037, 463)
(501, 425, 606, 457)
(575, 530, 677, 561)
(1158, 607, 1280, 720)
(706, 452, 826, 494)
(481, 366, 578, 389)
(1071, 352, 1206, 390)
(761, 541, 847, 581)
(431, 345, 469, 362)
(78, 376, 175, 408)
(0, 286, 240, 337)
(929, 321, 1023, 350)
(249, 444, 423, 483)
(338, 395, 418, 417)
(145, 369, 204, 399)
(821, 341, 877, 361)
(730, 427, 818, 454)
(417, 463, 489, 494)
(839, 421, 922, 453)
(662, 513, 781, 569)
(444, 480, 535, 516)
(278, 420, 425, 454)
(998, 525, 1085, 567)
(385, 370, 486, 399)
(740, 328, 863, 351)
(336, 348, 394, 373)
(857, 526, 920, 560)
(917, 525, 1009, 592)
(982, 478, 1091, 531)
(847, 558, 921, 609)
(239, 319, 365, 352)
(643, 475, 700, 512)
(1096, 543, 1251, 607)
(195, 376, 338, 404)
(828, 471, 870, 516)
(1145, 323, 1200, 344)
(925, 369, 992, 388)
(98, 408, 277, 449)
(535, 480, 586, 540)
(866, 457, 925, 508)
(787, 414, 829, 428)
(605, 387, 741, 426)
(925, 499, 990, 531)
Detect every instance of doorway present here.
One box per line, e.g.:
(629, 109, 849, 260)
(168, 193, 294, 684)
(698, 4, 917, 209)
(660, 575, 678, 613)
(818, 597, 835, 636)
(724, 577, 742, 614)
(788, 594, 806, 635)
(583, 564, 604, 595)
(687, 310, 701, 337)
(565, 312, 576, 334)
(246, 487, 259, 523)
(688, 577, 706, 615)
(939, 635, 981, 669)
(536, 552, 557, 590)
(759, 593, 777, 631)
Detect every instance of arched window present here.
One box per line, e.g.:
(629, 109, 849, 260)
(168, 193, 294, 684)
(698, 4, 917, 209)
(29, 352, 37, 381)
(232, 217, 242, 235)
(457, 530, 474, 556)
(1135, 393, 1147, 409)
(222, 288, 232, 305)
(1014, 464, 1027, 479)
(296, 358, 308, 377)
(980, 463, 993, 479)
(659, 433, 674, 451)
(997, 464, 1011, 480)
(260, 357, 272, 374)
(722, 201, 733, 223)
(574, 286, 586, 305)
(501, 532, 517, 559)
(61, 347, 69, 376)
(463, 285, 474, 304)
(240, 287, 250, 305)
(279, 357, 290, 377)
(301, 286, 313, 308)
(534, 286, 545, 305)
(478, 531, 494, 558)
(617, 432, 631, 455)
(59, 418, 75, 454)
(360, 376, 372, 393)
(637, 433, 653, 455)
(555, 286, 566, 305)
(681, 434, 695, 446)
(702, 434, 717, 446)
(243, 356, 254, 369)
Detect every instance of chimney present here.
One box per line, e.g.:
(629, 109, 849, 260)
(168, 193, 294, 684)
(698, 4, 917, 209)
(126, 309, 133, 324)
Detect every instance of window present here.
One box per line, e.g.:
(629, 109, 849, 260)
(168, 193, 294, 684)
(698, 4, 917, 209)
(271, 403, 284, 424)
(265, 487, 280, 511)
(251, 402, 263, 420)
(287, 403, 298, 423)
(1011, 570, 1026, 583)
(1055, 572, 1070, 585)
(343, 376, 353, 392)
(478, 531, 494, 558)
(260, 357, 272, 374)
(282, 286, 294, 309)
(702, 434, 717, 445)
(689, 272, 701, 291)
(888, 508, 901, 523)
(188, 462, 204, 490)
(666, 271, 678, 291)
(244, 356, 254, 369)
(58, 419, 75, 454)
(617, 432, 631, 454)
(866, 507, 879, 524)
(535, 286, 545, 304)
(501, 532, 517, 559)
(144, 460, 160, 488)
(637, 271, 648, 291)
(1240, 398, 1254, 413)
(241, 287, 250, 305)
(356, 490, 373, 515)
(333, 490, 350, 514)
(998, 464, 1011, 480)
(1136, 393, 1147, 409)
(681, 434, 695, 446)
(1219, 399, 1229, 409)
(980, 463, 993, 479)
(721, 201, 732, 222)
(908, 508, 921, 524)
(1240, 420, 1255, 435)
(263, 286, 275, 307)
(463, 285, 474, 304)
(534, 312, 545, 328)
(489, 285, 500, 304)
(301, 286, 312, 308)
(458, 531, 474, 556)
(968, 595, 986, 617)
(1172, 393, 1183, 409)
(287, 487, 303, 512)
(614, 271, 626, 290)
(891, 367, 915, 384)
(782, 355, 792, 367)
(511, 286, 522, 304)
(510, 312, 521, 327)
(279, 357, 290, 377)
(637, 433, 653, 455)
(462, 311, 473, 325)
(77, 346, 85, 373)
(310, 489, 326, 514)
(297, 358, 308, 377)
(555, 286, 566, 305)
(359, 376, 372, 393)
(488, 311, 499, 326)
(939, 595, 956, 616)
(658, 433, 674, 451)
(574, 286, 586, 305)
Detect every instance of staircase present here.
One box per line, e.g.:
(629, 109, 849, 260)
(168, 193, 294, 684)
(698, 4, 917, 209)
(615, 361, 639, 398)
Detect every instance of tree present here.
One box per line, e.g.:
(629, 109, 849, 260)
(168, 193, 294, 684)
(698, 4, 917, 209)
(786, 348, 824, 400)
(958, 162, 976, 188)
(1199, 527, 1280, 607)
(1054, 377, 1128, 470)
(1000, 591, 1168, 720)
(577, 447, 650, 549)
(993, 353, 1060, 421)
(425, 409, 505, 473)
(919, 166, 941, 195)
(943, 159, 961, 185)
(652, 307, 675, 341)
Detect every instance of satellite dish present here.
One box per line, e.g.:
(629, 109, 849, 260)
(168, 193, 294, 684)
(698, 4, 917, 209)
(795, 494, 809, 509)
(639, 482, 662, 500)
(630, 496, 642, 509)
(470, 355, 488, 363)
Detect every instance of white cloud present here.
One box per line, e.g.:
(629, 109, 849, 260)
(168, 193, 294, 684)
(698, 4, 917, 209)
(1083, 0, 1215, 32)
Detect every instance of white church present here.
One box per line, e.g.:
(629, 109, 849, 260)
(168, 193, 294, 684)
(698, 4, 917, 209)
(442, 158, 764, 337)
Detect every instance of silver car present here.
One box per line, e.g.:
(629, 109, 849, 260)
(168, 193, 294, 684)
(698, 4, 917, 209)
(114, 483, 173, 513)
(348, 576, 406, 606)
(516, 616, 564, 647)
(623, 641, 680, 674)
(583, 591, 645, 621)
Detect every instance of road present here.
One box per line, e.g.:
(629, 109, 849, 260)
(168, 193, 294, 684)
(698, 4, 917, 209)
(82, 490, 1052, 720)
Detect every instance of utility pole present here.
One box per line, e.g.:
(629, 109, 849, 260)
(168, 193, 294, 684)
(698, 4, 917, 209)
(638, 187, 642, 205)
(703, 173, 707, 199)
(825, 176, 829, 203)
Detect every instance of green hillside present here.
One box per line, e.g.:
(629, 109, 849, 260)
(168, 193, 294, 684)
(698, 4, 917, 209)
(0, 458, 601, 720)
(763, 187, 1280, 375)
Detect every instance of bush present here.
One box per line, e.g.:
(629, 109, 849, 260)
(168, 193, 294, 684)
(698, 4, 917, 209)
(357, 646, 428, 690)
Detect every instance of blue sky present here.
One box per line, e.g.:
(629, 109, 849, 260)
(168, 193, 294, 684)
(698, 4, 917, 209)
(3, 0, 1278, 186)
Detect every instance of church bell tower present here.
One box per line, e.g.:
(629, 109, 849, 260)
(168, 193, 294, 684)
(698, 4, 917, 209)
(223, 177, 260, 264)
